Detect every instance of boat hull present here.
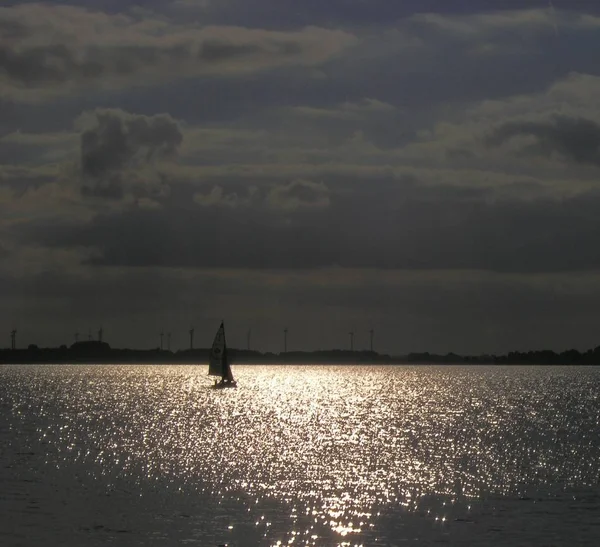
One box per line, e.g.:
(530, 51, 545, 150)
(211, 381, 237, 389)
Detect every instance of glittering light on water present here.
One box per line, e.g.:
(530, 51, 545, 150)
(2, 365, 600, 545)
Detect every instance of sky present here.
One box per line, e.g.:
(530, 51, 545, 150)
(3, 1, 600, 354)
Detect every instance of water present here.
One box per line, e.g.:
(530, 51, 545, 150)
(1, 365, 599, 546)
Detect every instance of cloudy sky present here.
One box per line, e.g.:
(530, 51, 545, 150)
(3, 1, 600, 354)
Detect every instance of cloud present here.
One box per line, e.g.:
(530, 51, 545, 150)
(412, 9, 556, 36)
(191, 179, 329, 210)
(137, 197, 163, 210)
(193, 185, 254, 208)
(15, 172, 600, 274)
(304, 7, 600, 118)
(267, 179, 329, 210)
(76, 108, 182, 199)
(290, 99, 396, 121)
(78, 109, 182, 176)
(410, 8, 600, 40)
(167, 0, 600, 31)
(1, 130, 76, 148)
(0, 4, 358, 102)
(158, 71, 600, 204)
(0, 163, 59, 189)
(393, 72, 600, 184)
(486, 115, 600, 166)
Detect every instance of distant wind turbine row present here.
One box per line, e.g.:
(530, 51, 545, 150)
(8, 326, 377, 352)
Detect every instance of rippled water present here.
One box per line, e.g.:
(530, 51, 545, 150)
(1, 365, 599, 546)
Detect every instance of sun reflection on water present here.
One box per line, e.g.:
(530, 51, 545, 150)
(2, 364, 600, 545)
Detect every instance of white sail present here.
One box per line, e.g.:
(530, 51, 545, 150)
(208, 322, 226, 376)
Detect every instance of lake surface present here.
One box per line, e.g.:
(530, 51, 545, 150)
(1, 365, 599, 546)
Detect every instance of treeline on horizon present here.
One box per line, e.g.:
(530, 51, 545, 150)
(2, 340, 600, 365)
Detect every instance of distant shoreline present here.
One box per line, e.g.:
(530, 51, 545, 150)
(2, 341, 600, 365)
(2, 362, 596, 367)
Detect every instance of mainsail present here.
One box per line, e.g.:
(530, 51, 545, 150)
(208, 321, 235, 382)
(208, 322, 226, 377)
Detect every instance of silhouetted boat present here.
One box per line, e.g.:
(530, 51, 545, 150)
(209, 321, 237, 388)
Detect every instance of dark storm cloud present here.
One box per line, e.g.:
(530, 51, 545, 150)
(487, 115, 600, 166)
(80, 109, 182, 177)
(17, 183, 600, 274)
(78, 108, 182, 198)
(0, 43, 91, 87)
(5, 262, 600, 353)
(25, 206, 339, 269)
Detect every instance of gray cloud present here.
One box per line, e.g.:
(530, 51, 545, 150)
(193, 184, 256, 208)
(27, 206, 337, 269)
(192, 180, 331, 211)
(15, 177, 600, 273)
(487, 115, 600, 166)
(0, 43, 85, 87)
(78, 108, 182, 199)
(267, 179, 330, 210)
(0, 164, 57, 191)
(0, 5, 357, 102)
(169, 1, 599, 29)
(80, 109, 182, 176)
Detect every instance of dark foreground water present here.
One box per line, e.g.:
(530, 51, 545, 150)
(1, 365, 599, 546)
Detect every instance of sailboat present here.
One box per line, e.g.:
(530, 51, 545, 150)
(208, 321, 237, 388)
